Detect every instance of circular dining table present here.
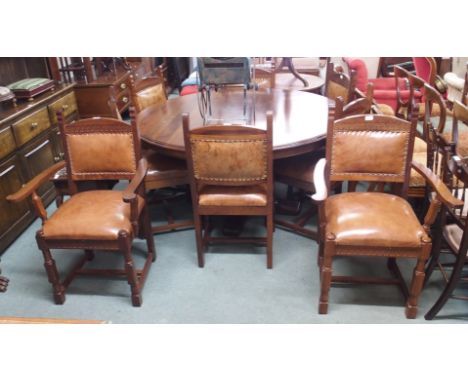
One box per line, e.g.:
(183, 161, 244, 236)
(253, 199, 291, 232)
(138, 89, 329, 160)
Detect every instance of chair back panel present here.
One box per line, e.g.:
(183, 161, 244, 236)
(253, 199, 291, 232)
(130, 77, 167, 113)
(60, 117, 140, 181)
(189, 127, 268, 185)
(327, 114, 415, 185)
(325, 62, 356, 105)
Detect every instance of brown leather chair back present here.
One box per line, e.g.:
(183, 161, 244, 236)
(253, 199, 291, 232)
(325, 62, 356, 104)
(130, 76, 167, 113)
(58, 113, 141, 189)
(326, 114, 416, 195)
(183, 112, 273, 192)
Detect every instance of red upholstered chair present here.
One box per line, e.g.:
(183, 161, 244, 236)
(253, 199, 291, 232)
(343, 57, 419, 115)
(413, 57, 437, 88)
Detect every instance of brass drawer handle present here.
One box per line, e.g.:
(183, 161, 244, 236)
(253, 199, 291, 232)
(62, 104, 69, 110)
(54, 156, 60, 161)
(120, 83, 127, 89)
(30, 122, 38, 130)
(121, 96, 129, 103)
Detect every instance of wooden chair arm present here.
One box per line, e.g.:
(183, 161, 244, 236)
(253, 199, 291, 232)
(311, 158, 328, 202)
(6, 161, 65, 203)
(411, 160, 464, 208)
(122, 158, 148, 203)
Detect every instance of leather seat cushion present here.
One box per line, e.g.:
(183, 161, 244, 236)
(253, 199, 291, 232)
(443, 131, 468, 158)
(274, 151, 324, 191)
(143, 149, 188, 181)
(325, 192, 426, 247)
(377, 103, 395, 116)
(410, 151, 427, 187)
(413, 137, 427, 153)
(43, 190, 144, 240)
(198, 185, 267, 206)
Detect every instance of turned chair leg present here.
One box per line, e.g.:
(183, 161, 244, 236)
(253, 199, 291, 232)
(266, 214, 273, 269)
(319, 235, 335, 314)
(119, 231, 142, 307)
(194, 215, 205, 268)
(405, 256, 427, 319)
(40, 247, 65, 304)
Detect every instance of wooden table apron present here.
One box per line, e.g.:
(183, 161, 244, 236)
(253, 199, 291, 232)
(137, 89, 329, 160)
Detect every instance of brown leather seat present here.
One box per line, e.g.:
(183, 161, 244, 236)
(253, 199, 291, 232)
(325, 192, 426, 247)
(143, 149, 188, 185)
(199, 185, 267, 206)
(43, 190, 144, 240)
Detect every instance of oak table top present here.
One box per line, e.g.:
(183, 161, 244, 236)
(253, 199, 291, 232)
(138, 89, 329, 160)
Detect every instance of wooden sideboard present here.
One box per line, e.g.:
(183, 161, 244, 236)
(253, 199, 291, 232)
(0, 84, 77, 253)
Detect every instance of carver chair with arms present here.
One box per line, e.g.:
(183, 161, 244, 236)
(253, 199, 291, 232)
(183, 112, 274, 268)
(7, 117, 155, 306)
(312, 113, 462, 318)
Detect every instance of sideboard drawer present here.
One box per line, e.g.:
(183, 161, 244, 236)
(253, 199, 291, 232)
(48, 91, 78, 124)
(12, 107, 51, 147)
(0, 126, 16, 160)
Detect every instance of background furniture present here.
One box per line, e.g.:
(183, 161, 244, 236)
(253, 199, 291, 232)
(129, 76, 193, 234)
(183, 113, 274, 268)
(312, 114, 458, 318)
(138, 89, 329, 160)
(6, 116, 155, 306)
(0, 83, 76, 254)
(424, 155, 468, 320)
(444, 62, 468, 106)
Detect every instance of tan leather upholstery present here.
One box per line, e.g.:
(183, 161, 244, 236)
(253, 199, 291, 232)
(413, 137, 427, 153)
(410, 151, 428, 187)
(198, 185, 267, 206)
(330, 117, 411, 183)
(443, 131, 468, 157)
(190, 136, 267, 182)
(328, 81, 349, 104)
(43, 190, 144, 240)
(377, 103, 395, 116)
(417, 102, 441, 118)
(135, 84, 166, 111)
(143, 149, 188, 182)
(325, 192, 426, 247)
(67, 133, 137, 178)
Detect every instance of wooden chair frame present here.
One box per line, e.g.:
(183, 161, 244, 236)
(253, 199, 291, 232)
(7, 117, 155, 307)
(183, 112, 274, 268)
(312, 113, 462, 318)
(424, 155, 468, 319)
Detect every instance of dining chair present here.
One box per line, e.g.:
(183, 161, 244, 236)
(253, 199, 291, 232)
(129, 75, 193, 234)
(183, 112, 274, 268)
(424, 155, 468, 320)
(312, 113, 461, 318)
(7, 117, 155, 306)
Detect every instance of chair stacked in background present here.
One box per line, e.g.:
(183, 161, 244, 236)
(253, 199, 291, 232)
(129, 74, 194, 234)
(7, 116, 155, 306)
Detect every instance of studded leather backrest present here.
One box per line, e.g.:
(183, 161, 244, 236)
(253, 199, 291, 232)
(325, 62, 355, 105)
(189, 126, 269, 185)
(327, 114, 415, 185)
(61, 117, 140, 181)
(131, 77, 167, 113)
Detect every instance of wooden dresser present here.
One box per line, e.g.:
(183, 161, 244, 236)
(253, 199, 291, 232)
(0, 84, 77, 253)
(73, 67, 132, 118)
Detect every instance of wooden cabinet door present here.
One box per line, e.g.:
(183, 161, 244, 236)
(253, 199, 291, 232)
(19, 133, 58, 206)
(0, 155, 33, 253)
